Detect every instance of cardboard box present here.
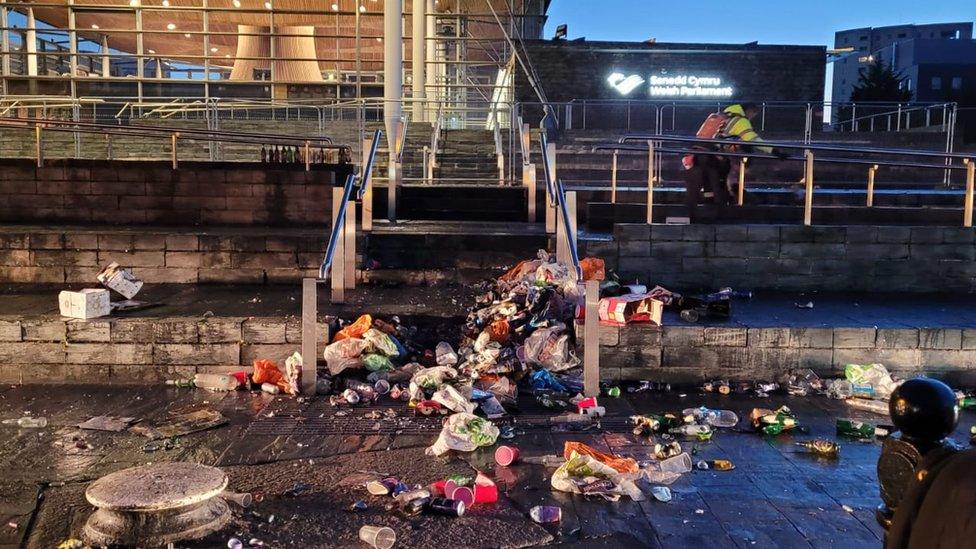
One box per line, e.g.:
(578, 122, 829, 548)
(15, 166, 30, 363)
(96, 262, 143, 299)
(598, 293, 664, 326)
(58, 289, 111, 319)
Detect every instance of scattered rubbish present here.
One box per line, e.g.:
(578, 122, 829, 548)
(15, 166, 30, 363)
(97, 262, 144, 299)
(358, 525, 396, 549)
(227, 538, 243, 549)
(78, 416, 138, 432)
(750, 406, 798, 435)
(845, 363, 899, 401)
(366, 477, 400, 496)
(57, 540, 85, 549)
(282, 482, 311, 498)
(130, 408, 228, 439)
(529, 505, 562, 523)
(427, 412, 499, 456)
(552, 449, 643, 501)
(658, 453, 693, 474)
(141, 436, 181, 452)
(522, 454, 566, 467)
(702, 380, 731, 395)
(654, 441, 683, 460)
(842, 504, 855, 514)
(2, 416, 48, 428)
(350, 500, 368, 512)
(110, 300, 162, 312)
(426, 497, 465, 517)
(563, 441, 638, 474)
(782, 368, 824, 396)
(58, 289, 111, 319)
(836, 418, 890, 439)
(845, 398, 890, 415)
(794, 301, 814, 309)
(650, 486, 673, 502)
(695, 459, 735, 471)
(495, 445, 520, 466)
(682, 406, 739, 428)
(598, 293, 664, 326)
(253, 359, 297, 395)
(796, 439, 841, 458)
(221, 491, 252, 508)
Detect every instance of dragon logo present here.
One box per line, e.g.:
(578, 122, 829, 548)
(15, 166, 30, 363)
(607, 72, 646, 95)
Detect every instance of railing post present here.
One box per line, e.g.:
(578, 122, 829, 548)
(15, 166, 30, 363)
(331, 187, 346, 303)
(304, 140, 311, 172)
(583, 278, 600, 397)
(545, 141, 557, 234)
(300, 278, 318, 395)
(345, 196, 356, 290)
(610, 150, 618, 204)
(388, 160, 399, 222)
(803, 150, 814, 226)
(525, 162, 537, 223)
(363, 141, 374, 233)
(867, 164, 878, 207)
(646, 140, 655, 224)
(34, 125, 43, 167)
(171, 132, 179, 169)
(105, 133, 113, 160)
(964, 159, 975, 228)
(736, 157, 748, 206)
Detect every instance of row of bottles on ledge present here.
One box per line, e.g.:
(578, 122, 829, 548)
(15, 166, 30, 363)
(260, 144, 347, 164)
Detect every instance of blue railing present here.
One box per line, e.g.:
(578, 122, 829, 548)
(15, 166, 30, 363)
(539, 130, 583, 281)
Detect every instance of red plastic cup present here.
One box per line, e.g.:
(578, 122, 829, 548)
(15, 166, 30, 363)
(577, 397, 597, 410)
(451, 486, 475, 508)
(430, 479, 447, 497)
(495, 445, 520, 467)
(473, 473, 498, 504)
(443, 479, 459, 499)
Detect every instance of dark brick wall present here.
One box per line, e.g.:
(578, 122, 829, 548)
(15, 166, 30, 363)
(583, 223, 976, 293)
(517, 40, 826, 132)
(0, 158, 350, 227)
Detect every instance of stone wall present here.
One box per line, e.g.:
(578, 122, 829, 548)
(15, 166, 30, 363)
(588, 323, 976, 386)
(582, 223, 976, 293)
(0, 158, 348, 227)
(0, 316, 329, 384)
(0, 227, 331, 284)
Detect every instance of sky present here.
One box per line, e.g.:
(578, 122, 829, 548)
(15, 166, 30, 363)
(543, 0, 975, 47)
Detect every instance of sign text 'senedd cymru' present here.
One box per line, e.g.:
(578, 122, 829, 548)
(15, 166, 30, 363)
(648, 74, 734, 97)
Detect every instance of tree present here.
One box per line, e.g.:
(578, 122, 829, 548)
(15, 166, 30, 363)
(850, 58, 912, 102)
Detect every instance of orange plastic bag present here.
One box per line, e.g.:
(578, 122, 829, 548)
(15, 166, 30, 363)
(580, 258, 606, 282)
(499, 259, 540, 283)
(252, 359, 289, 393)
(333, 314, 372, 343)
(487, 319, 510, 343)
(563, 441, 638, 474)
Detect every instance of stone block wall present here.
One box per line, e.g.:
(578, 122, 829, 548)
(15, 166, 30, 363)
(582, 223, 976, 293)
(588, 324, 976, 386)
(0, 158, 346, 227)
(0, 227, 332, 284)
(0, 316, 330, 384)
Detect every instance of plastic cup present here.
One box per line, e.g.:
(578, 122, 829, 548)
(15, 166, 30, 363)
(473, 475, 498, 504)
(450, 486, 475, 508)
(366, 477, 399, 496)
(659, 452, 693, 474)
(358, 525, 396, 549)
(495, 445, 520, 467)
(374, 379, 391, 395)
(429, 479, 447, 497)
(443, 479, 459, 499)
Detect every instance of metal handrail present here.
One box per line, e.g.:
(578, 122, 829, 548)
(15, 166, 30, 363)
(594, 143, 971, 172)
(539, 131, 558, 202)
(1, 116, 336, 147)
(617, 134, 973, 163)
(322, 128, 383, 279)
(539, 126, 582, 280)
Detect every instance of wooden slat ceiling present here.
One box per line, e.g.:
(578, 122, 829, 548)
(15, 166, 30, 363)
(18, 0, 523, 67)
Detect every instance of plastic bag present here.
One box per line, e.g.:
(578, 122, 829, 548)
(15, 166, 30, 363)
(563, 441, 638, 474)
(322, 338, 367, 376)
(487, 320, 510, 343)
(333, 314, 372, 343)
(845, 363, 899, 400)
(579, 257, 606, 282)
(529, 368, 567, 393)
(435, 342, 458, 366)
(524, 323, 579, 372)
(282, 351, 301, 395)
(363, 353, 395, 372)
(252, 359, 291, 394)
(432, 384, 476, 414)
(551, 450, 643, 501)
(363, 328, 400, 358)
(426, 412, 500, 456)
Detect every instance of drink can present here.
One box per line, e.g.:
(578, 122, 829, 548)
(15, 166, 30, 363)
(425, 497, 465, 517)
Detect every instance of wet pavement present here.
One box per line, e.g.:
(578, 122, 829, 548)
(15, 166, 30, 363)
(2, 384, 974, 548)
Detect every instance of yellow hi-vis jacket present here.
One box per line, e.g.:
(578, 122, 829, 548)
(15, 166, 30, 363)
(721, 104, 773, 154)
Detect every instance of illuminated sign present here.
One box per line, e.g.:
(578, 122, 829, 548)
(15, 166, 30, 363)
(607, 72, 734, 98)
(607, 73, 646, 96)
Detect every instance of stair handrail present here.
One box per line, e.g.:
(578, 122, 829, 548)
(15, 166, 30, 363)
(493, 122, 505, 184)
(429, 104, 443, 172)
(322, 128, 382, 279)
(539, 130, 582, 280)
(517, 114, 531, 167)
(394, 114, 408, 165)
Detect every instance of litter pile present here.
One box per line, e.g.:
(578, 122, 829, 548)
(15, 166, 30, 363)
(58, 262, 159, 319)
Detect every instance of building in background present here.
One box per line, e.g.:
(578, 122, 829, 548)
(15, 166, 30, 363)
(832, 22, 975, 103)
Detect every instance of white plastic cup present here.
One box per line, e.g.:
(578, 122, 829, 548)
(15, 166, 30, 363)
(359, 525, 396, 549)
(659, 452, 693, 474)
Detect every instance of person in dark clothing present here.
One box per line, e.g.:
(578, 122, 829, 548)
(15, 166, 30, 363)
(886, 447, 976, 548)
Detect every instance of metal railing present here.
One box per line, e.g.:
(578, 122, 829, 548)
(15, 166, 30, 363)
(0, 115, 341, 168)
(595, 134, 976, 227)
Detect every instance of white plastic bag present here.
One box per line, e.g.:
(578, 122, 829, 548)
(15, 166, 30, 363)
(426, 413, 500, 456)
(322, 338, 367, 376)
(551, 451, 644, 501)
(432, 384, 476, 414)
(524, 323, 580, 372)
